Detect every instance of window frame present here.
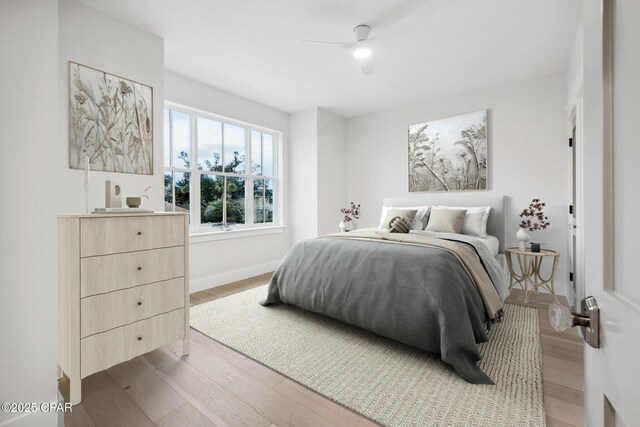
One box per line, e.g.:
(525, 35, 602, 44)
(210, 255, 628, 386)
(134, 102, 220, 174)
(164, 101, 281, 236)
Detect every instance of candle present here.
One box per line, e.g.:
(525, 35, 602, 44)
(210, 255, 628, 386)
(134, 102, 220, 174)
(83, 156, 90, 190)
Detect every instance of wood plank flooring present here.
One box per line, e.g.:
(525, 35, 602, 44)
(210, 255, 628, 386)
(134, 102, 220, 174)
(60, 273, 584, 426)
(505, 289, 584, 427)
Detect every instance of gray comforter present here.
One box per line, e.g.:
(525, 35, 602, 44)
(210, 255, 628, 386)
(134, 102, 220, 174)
(261, 231, 507, 384)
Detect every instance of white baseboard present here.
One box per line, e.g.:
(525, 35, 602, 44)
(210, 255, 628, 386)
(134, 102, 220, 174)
(189, 260, 280, 293)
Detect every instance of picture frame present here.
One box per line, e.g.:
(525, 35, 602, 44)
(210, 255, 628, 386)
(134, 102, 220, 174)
(408, 110, 488, 192)
(69, 61, 153, 175)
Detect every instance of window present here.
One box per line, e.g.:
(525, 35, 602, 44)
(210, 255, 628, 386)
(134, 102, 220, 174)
(164, 104, 279, 234)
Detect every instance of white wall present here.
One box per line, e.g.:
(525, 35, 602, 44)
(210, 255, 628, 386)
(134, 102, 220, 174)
(290, 108, 318, 243)
(165, 71, 291, 292)
(290, 107, 347, 243)
(58, 0, 165, 213)
(317, 109, 347, 236)
(0, 1, 59, 425)
(567, 18, 584, 109)
(346, 74, 570, 295)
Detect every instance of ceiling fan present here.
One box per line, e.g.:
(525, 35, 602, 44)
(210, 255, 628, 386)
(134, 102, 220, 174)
(295, 24, 377, 76)
(293, 0, 429, 76)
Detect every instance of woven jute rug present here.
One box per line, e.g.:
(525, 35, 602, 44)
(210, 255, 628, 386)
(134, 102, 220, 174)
(190, 285, 545, 427)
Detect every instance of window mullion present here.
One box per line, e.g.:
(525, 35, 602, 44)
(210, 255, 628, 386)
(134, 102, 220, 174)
(171, 171, 176, 214)
(223, 176, 227, 226)
(261, 131, 265, 177)
(246, 128, 253, 225)
(221, 123, 225, 174)
(273, 133, 278, 225)
(259, 133, 263, 221)
(261, 179, 265, 224)
(261, 133, 266, 223)
(168, 109, 175, 213)
(221, 123, 226, 227)
(190, 112, 200, 231)
(169, 109, 173, 168)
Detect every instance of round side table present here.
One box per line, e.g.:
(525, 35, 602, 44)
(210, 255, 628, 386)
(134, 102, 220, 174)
(504, 247, 560, 303)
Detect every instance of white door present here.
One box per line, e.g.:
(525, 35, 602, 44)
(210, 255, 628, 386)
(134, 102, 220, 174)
(581, 0, 640, 425)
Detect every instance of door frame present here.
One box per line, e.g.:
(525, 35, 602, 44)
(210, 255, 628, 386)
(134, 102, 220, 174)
(567, 95, 585, 311)
(602, 0, 614, 295)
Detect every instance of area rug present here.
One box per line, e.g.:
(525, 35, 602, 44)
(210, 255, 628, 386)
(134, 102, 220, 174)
(190, 285, 545, 426)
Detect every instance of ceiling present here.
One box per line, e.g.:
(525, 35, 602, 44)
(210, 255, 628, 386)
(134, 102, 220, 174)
(76, 0, 583, 118)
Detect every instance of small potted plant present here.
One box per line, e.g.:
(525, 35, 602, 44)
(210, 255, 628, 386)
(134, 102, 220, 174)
(517, 198, 550, 251)
(339, 202, 361, 232)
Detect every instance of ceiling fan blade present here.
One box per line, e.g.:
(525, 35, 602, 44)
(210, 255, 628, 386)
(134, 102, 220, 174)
(293, 38, 354, 49)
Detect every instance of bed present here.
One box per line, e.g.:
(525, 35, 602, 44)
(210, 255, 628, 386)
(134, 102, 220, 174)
(261, 194, 510, 384)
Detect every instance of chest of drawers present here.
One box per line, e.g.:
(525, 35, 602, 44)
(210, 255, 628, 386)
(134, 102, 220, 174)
(57, 213, 190, 405)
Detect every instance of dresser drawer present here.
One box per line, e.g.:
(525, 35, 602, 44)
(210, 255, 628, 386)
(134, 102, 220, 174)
(81, 246, 184, 297)
(80, 215, 185, 257)
(81, 278, 185, 338)
(81, 309, 185, 378)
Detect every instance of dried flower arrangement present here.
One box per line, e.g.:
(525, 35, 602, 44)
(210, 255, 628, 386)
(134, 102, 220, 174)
(519, 198, 551, 231)
(340, 202, 361, 222)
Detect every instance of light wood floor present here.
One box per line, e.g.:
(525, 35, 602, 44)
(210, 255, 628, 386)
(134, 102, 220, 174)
(505, 289, 585, 427)
(60, 273, 584, 427)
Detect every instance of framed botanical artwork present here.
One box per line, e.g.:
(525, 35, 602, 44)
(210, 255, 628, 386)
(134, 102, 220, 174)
(69, 61, 153, 175)
(408, 110, 488, 192)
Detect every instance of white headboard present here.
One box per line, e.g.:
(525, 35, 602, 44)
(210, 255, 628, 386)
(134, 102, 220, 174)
(383, 194, 509, 253)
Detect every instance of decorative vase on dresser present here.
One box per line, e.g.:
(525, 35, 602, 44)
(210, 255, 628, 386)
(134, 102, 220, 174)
(57, 212, 190, 405)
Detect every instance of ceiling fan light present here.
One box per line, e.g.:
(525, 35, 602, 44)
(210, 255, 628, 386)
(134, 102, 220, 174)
(353, 45, 372, 59)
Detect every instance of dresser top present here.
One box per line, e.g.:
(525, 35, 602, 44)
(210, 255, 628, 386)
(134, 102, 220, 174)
(58, 211, 188, 219)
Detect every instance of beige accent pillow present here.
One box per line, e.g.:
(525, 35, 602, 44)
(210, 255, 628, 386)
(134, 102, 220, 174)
(437, 206, 492, 237)
(381, 209, 418, 229)
(378, 206, 430, 230)
(425, 207, 468, 234)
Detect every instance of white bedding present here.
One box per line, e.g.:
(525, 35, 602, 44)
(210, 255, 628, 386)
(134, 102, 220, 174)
(355, 228, 501, 256)
(410, 230, 500, 256)
(343, 228, 508, 298)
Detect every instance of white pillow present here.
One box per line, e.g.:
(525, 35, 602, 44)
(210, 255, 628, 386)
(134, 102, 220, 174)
(437, 206, 491, 237)
(426, 208, 467, 233)
(379, 206, 430, 230)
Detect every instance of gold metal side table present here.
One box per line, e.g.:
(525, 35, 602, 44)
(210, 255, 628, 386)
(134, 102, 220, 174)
(505, 247, 560, 303)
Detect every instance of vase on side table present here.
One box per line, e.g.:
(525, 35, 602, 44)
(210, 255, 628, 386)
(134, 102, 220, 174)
(516, 228, 530, 251)
(339, 221, 347, 233)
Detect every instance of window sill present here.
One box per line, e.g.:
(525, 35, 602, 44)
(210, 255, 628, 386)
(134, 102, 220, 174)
(189, 225, 285, 244)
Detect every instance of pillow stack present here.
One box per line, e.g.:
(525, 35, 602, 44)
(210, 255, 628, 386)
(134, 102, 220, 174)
(377, 204, 491, 237)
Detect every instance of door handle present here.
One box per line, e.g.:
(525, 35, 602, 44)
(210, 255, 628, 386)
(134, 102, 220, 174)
(549, 296, 599, 348)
